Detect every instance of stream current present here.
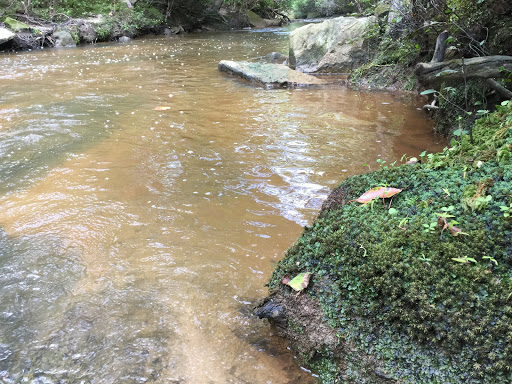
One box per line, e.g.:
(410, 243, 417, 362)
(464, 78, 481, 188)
(0, 25, 443, 383)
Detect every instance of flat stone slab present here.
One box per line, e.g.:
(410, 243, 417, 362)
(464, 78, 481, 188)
(0, 27, 15, 45)
(218, 60, 326, 87)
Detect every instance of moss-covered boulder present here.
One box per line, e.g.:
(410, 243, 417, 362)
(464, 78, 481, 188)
(4, 17, 29, 32)
(258, 101, 512, 383)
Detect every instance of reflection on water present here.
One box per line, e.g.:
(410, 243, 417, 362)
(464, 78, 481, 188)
(0, 27, 443, 383)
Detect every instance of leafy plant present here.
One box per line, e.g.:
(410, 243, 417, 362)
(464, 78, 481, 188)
(500, 203, 512, 217)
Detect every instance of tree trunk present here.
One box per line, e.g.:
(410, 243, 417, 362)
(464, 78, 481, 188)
(212, 0, 224, 13)
(415, 56, 512, 84)
(431, 30, 449, 63)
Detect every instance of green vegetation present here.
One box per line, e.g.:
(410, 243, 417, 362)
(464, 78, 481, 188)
(0, 0, 292, 23)
(269, 101, 512, 382)
(0, 0, 295, 45)
(291, 0, 376, 18)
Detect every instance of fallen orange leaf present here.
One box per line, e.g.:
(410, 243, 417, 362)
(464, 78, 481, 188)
(349, 187, 402, 204)
(282, 273, 312, 292)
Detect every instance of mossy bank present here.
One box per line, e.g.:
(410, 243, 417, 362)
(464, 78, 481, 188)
(257, 101, 512, 382)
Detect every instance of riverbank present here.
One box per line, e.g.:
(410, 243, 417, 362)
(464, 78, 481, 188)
(253, 3, 512, 382)
(0, 3, 285, 52)
(257, 100, 512, 383)
(0, 8, 221, 52)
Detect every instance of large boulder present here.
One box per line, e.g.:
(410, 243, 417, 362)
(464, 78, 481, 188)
(78, 22, 97, 43)
(0, 27, 15, 45)
(218, 60, 326, 87)
(53, 30, 76, 48)
(247, 11, 266, 28)
(247, 11, 282, 29)
(289, 16, 377, 73)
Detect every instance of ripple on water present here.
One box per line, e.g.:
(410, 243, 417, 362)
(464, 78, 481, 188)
(0, 28, 442, 383)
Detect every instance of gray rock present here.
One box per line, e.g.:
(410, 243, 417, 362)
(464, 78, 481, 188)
(264, 52, 288, 65)
(218, 60, 326, 87)
(254, 299, 284, 320)
(247, 10, 266, 28)
(53, 30, 76, 48)
(118, 36, 132, 43)
(167, 25, 184, 35)
(78, 22, 97, 43)
(0, 27, 15, 45)
(247, 10, 282, 28)
(289, 16, 377, 73)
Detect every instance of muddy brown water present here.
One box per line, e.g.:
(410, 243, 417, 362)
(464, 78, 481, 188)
(0, 25, 443, 383)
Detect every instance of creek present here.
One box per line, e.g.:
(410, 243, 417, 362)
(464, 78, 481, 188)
(0, 24, 443, 383)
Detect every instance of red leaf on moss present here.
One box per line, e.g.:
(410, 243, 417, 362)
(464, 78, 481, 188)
(350, 187, 402, 204)
(438, 217, 464, 236)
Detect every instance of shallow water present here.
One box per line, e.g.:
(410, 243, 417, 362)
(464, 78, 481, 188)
(0, 27, 443, 383)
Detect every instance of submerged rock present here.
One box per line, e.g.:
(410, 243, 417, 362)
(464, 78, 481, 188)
(218, 60, 326, 87)
(289, 16, 377, 73)
(0, 27, 15, 45)
(166, 25, 184, 35)
(264, 52, 288, 65)
(118, 36, 132, 43)
(53, 30, 76, 48)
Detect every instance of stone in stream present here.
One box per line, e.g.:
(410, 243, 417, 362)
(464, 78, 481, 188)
(289, 16, 377, 73)
(118, 36, 132, 43)
(53, 30, 77, 48)
(218, 60, 326, 87)
(0, 28, 15, 45)
(247, 11, 282, 28)
(264, 52, 288, 65)
(78, 22, 97, 44)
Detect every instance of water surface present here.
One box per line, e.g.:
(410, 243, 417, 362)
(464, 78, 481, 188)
(0, 28, 443, 383)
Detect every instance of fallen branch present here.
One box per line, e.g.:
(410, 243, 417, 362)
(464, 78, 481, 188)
(415, 55, 512, 84)
(487, 79, 512, 99)
(423, 93, 439, 111)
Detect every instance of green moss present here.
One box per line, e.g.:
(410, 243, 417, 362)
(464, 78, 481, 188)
(4, 16, 29, 31)
(288, 319, 305, 334)
(269, 102, 512, 382)
(307, 356, 339, 383)
(94, 21, 114, 41)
